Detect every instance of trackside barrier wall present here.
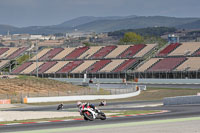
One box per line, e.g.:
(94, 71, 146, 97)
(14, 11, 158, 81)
(23, 90, 140, 103)
(163, 95, 200, 105)
(50, 78, 200, 84)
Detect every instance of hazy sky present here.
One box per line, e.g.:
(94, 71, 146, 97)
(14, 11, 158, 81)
(0, 0, 200, 27)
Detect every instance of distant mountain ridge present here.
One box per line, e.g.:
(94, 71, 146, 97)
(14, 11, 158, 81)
(57, 15, 138, 27)
(0, 15, 200, 35)
(176, 20, 200, 29)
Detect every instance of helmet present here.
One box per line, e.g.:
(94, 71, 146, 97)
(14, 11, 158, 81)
(77, 101, 82, 107)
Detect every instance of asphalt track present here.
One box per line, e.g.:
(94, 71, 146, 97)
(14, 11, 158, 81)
(1, 101, 200, 133)
(1, 83, 200, 132)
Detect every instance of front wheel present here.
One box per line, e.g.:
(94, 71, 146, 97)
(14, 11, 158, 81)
(99, 112, 106, 120)
(83, 111, 94, 121)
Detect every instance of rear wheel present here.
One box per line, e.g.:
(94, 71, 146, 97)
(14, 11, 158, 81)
(83, 111, 94, 121)
(84, 116, 88, 121)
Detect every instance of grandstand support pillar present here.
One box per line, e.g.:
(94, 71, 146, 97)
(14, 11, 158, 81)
(181, 71, 183, 79)
(36, 40, 39, 78)
(196, 72, 198, 79)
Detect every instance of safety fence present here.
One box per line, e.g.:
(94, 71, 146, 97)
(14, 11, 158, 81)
(0, 86, 138, 103)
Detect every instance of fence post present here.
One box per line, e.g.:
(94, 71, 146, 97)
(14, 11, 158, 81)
(20, 92, 23, 104)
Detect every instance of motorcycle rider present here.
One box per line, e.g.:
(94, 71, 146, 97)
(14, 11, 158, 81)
(77, 101, 99, 115)
(57, 103, 64, 110)
(99, 101, 106, 106)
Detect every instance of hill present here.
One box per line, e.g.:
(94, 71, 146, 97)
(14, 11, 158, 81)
(0, 24, 19, 35)
(75, 16, 199, 32)
(0, 16, 200, 34)
(176, 20, 200, 29)
(57, 15, 138, 28)
(108, 27, 177, 37)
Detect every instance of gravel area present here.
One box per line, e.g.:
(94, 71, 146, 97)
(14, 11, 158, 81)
(0, 111, 116, 122)
(0, 111, 80, 121)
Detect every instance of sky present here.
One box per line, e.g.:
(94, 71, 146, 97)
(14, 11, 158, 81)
(0, 0, 200, 27)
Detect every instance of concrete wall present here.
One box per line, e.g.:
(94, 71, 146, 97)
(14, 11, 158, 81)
(24, 90, 140, 103)
(50, 78, 200, 84)
(138, 79, 200, 84)
(163, 95, 200, 105)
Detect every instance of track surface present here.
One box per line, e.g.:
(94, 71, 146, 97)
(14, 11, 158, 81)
(1, 101, 200, 132)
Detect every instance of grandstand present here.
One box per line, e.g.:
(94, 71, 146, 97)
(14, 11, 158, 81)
(134, 42, 200, 79)
(4, 41, 200, 80)
(0, 47, 29, 72)
(11, 44, 157, 78)
(10, 42, 200, 79)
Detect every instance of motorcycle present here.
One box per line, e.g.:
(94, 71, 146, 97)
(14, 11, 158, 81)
(80, 105, 106, 121)
(57, 104, 64, 110)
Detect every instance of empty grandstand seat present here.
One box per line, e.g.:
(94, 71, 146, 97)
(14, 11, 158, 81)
(168, 42, 200, 56)
(45, 61, 69, 73)
(78, 46, 102, 59)
(0, 48, 9, 56)
(136, 58, 161, 72)
(134, 44, 157, 57)
(175, 57, 200, 71)
(193, 48, 200, 56)
(85, 60, 111, 73)
(112, 59, 137, 72)
(31, 48, 52, 61)
(147, 57, 186, 72)
(7, 47, 28, 59)
(157, 43, 181, 57)
(57, 61, 83, 73)
(64, 46, 89, 60)
(118, 44, 146, 58)
(71, 60, 97, 73)
(39, 48, 64, 61)
(0, 60, 10, 69)
(89, 46, 117, 59)
(20, 62, 44, 74)
(52, 48, 75, 60)
(32, 61, 57, 74)
(100, 59, 125, 72)
(12, 62, 33, 74)
(105, 45, 130, 58)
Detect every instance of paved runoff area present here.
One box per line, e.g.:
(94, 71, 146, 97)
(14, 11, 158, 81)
(8, 117, 200, 133)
